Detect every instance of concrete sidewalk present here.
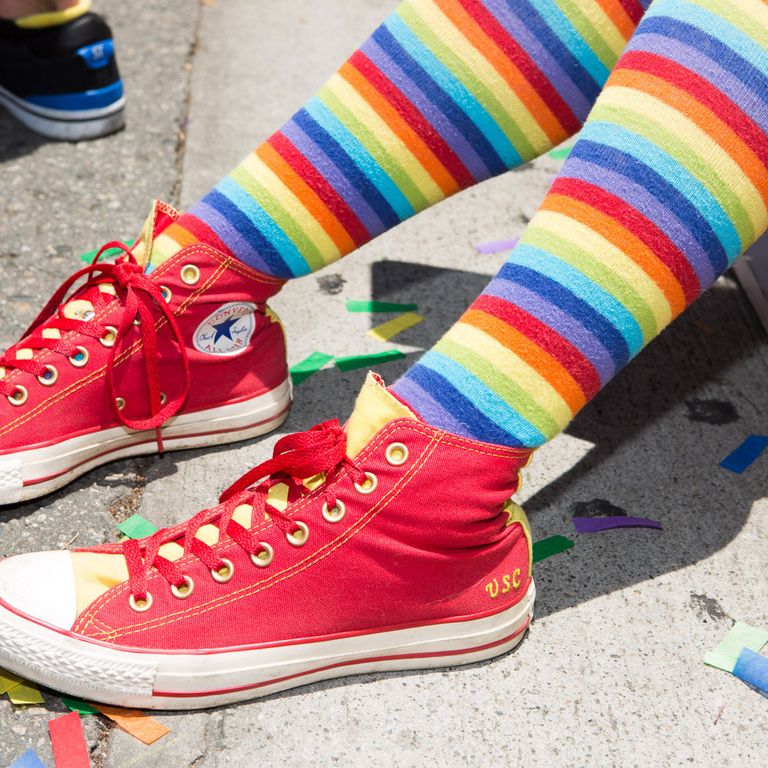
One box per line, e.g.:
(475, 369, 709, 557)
(1, 1, 767, 765)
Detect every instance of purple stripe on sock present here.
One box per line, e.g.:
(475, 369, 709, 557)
(563, 157, 717, 287)
(483, 0, 594, 121)
(389, 376, 474, 438)
(281, 119, 386, 236)
(483, 279, 615, 383)
(361, 37, 491, 181)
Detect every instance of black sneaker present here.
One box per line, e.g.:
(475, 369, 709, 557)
(0, 11, 124, 140)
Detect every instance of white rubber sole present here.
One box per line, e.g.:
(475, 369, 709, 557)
(0, 582, 534, 710)
(0, 378, 292, 505)
(0, 83, 125, 141)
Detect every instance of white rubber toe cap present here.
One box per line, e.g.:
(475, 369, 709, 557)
(0, 551, 77, 630)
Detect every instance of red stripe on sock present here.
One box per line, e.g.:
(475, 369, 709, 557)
(458, 0, 582, 136)
(550, 176, 702, 304)
(173, 214, 237, 260)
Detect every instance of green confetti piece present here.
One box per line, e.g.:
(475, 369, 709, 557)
(117, 513, 158, 540)
(532, 535, 574, 564)
(290, 352, 335, 386)
(61, 696, 99, 716)
(335, 349, 406, 372)
(547, 145, 571, 160)
(704, 621, 768, 673)
(78, 240, 132, 264)
(346, 300, 419, 313)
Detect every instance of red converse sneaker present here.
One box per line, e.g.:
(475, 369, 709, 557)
(0, 201, 290, 504)
(0, 374, 535, 709)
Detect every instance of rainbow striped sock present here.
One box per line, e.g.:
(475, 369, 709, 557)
(393, 0, 768, 448)
(146, 0, 648, 274)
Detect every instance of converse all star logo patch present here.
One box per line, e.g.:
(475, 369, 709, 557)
(193, 302, 257, 356)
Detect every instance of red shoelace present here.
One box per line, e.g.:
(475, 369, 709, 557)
(0, 242, 191, 450)
(123, 419, 367, 603)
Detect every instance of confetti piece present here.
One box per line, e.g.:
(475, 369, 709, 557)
(8, 681, 44, 705)
(704, 621, 768, 673)
(532, 535, 574, 564)
(346, 300, 418, 313)
(548, 145, 572, 160)
(49, 711, 90, 768)
(335, 349, 406, 372)
(117, 513, 158, 540)
(0, 669, 23, 694)
(290, 351, 334, 386)
(474, 237, 519, 254)
(732, 648, 768, 694)
(61, 696, 99, 716)
(95, 706, 170, 745)
(572, 516, 662, 534)
(367, 312, 424, 342)
(719, 435, 768, 473)
(78, 242, 130, 264)
(10, 749, 46, 768)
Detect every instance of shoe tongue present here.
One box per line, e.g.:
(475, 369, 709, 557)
(131, 200, 180, 271)
(345, 372, 418, 459)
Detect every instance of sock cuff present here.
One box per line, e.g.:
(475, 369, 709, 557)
(15, 0, 91, 29)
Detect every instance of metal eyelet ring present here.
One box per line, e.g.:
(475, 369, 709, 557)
(170, 575, 194, 600)
(354, 472, 378, 495)
(128, 592, 153, 613)
(322, 500, 346, 524)
(37, 365, 58, 387)
(250, 542, 274, 568)
(99, 325, 118, 347)
(286, 521, 309, 547)
(160, 285, 172, 303)
(180, 264, 200, 286)
(69, 346, 89, 368)
(160, 391, 167, 406)
(7, 385, 28, 406)
(210, 558, 234, 583)
(115, 396, 126, 411)
(385, 443, 409, 466)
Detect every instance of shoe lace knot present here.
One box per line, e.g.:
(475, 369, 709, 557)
(0, 241, 191, 450)
(123, 419, 366, 602)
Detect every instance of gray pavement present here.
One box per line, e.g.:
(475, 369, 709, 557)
(1, 1, 767, 766)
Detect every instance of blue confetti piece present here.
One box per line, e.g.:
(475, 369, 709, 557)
(10, 749, 46, 768)
(719, 435, 768, 474)
(732, 648, 768, 694)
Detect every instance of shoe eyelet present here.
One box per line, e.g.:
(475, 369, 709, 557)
(170, 575, 194, 599)
(385, 443, 408, 466)
(250, 542, 274, 568)
(115, 396, 126, 411)
(37, 365, 58, 387)
(7, 385, 28, 406)
(180, 264, 200, 285)
(99, 325, 118, 348)
(210, 558, 234, 583)
(286, 521, 309, 547)
(322, 500, 346, 524)
(160, 391, 167, 406)
(129, 592, 153, 612)
(354, 472, 378, 495)
(132, 317, 141, 326)
(160, 285, 172, 303)
(69, 346, 89, 368)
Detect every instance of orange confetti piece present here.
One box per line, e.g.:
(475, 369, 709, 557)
(94, 705, 170, 745)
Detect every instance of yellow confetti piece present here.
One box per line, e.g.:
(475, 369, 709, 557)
(7, 682, 44, 705)
(0, 669, 23, 694)
(367, 312, 424, 342)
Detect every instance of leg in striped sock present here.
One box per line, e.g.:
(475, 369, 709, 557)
(146, 0, 648, 277)
(392, 0, 768, 448)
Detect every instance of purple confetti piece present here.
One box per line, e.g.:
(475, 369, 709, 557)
(572, 515, 662, 534)
(474, 237, 519, 254)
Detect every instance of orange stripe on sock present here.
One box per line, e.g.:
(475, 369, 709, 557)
(610, 68, 768, 209)
(255, 143, 357, 254)
(338, 61, 458, 196)
(159, 221, 200, 250)
(461, 309, 586, 414)
(438, 0, 568, 145)
(594, 0, 638, 41)
(540, 193, 688, 316)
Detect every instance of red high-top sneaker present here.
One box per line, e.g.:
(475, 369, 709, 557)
(0, 201, 290, 504)
(0, 373, 534, 709)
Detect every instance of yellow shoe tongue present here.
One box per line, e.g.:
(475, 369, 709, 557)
(345, 372, 417, 459)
